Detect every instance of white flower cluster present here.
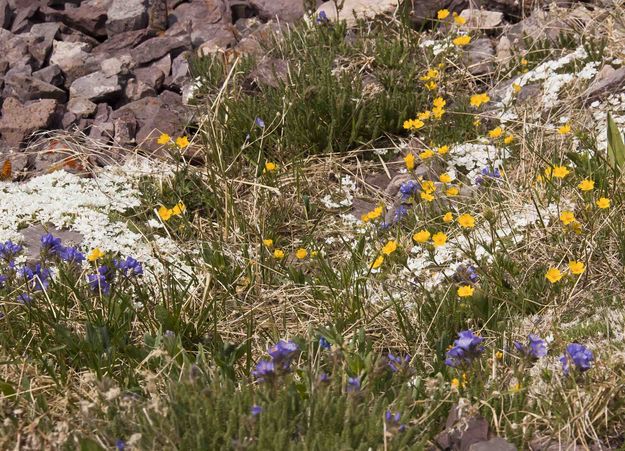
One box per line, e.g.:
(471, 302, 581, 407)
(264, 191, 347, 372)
(446, 143, 510, 185)
(0, 157, 193, 280)
(320, 174, 358, 209)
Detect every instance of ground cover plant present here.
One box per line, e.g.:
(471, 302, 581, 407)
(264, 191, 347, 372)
(3, 2, 625, 450)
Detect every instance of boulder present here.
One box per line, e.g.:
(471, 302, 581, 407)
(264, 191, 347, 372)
(469, 437, 517, 451)
(0, 0, 12, 30)
(124, 78, 156, 101)
(0, 29, 32, 76)
(462, 38, 495, 75)
(50, 40, 99, 84)
(32, 64, 65, 87)
(92, 29, 152, 59)
(67, 97, 97, 117)
(248, 0, 304, 22)
(41, 0, 112, 39)
(167, 0, 233, 47)
(3, 72, 67, 103)
(316, 0, 398, 27)
(69, 71, 122, 102)
(583, 66, 625, 103)
(134, 65, 165, 90)
(113, 109, 138, 146)
(10, 2, 39, 33)
(106, 0, 149, 36)
(0, 97, 60, 147)
(458, 9, 503, 30)
(101, 54, 134, 76)
(165, 50, 189, 88)
(130, 35, 190, 65)
(27, 22, 60, 67)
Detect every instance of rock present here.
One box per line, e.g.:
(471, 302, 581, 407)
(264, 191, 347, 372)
(130, 35, 190, 65)
(92, 29, 151, 59)
(70, 71, 121, 102)
(41, 0, 112, 39)
(495, 35, 511, 65)
(459, 9, 503, 30)
(316, 0, 399, 27)
(0, 29, 32, 76)
(469, 437, 517, 451)
(408, 0, 468, 28)
(463, 38, 494, 76)
(106, 0, 149, 36)
(124, 77, 156, 101)
(152, 53, 171, 78)
(21, 224, 84, 262)
(165, 50, 189, 88)
(50, 40, 99, 84)
(134, 65, 165, 90)
(505, 10, 565, 49)
(435, 403, 490, 451)
(113, 110, 137, 146)
(101, 54, 134, 76)
(148, 0, 168, 32)
(0, 98, 60, 147)
(67, 97, 97, 117)
(3, 72, 67, 103)
(0, 0, 12, 30)
(245, 57, 289, 89)
(249, 0, 304, 22)
(32, 65, 65, 87)
(583, 66, 625, 103)
(28, 22, 60, 67)
(10, 2, 39, 34)
(168, 0, 233, 47)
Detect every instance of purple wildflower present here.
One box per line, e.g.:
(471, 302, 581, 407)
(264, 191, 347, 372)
(251, 405, 262, 416)
(60, 246, 85, 265)
(316, 10, 329, 24)
(560, 343, 594, 375)
(19, 264, 52, 291)
(164, 330, 175, 338)
(17, 293, 32, 303)
(467, 266, 479, 283)
(318, 372, 330, 383)
(114, 256, 143, 277)
(347, 376, 360, 392)
(268, 340, 299, 368)
(115, 439, 126, 451)
(40, 233, 63, 255)
(399, 180, 418, 200)
(513, 334, 548, 360)
(88, 265, 111, 295)
(319, 336, 331, 349)
(445, 330, 485, 368)
(0, 241, 22, 261)
(255, 117, 265, 128)
(387, 352, 411, 373)
(393, 204, 408, 223)
(252, 359, 275, 381)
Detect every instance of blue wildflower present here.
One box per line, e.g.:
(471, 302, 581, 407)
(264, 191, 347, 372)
(318, 372, 330, 383)
(560, 343, 593, 375)
(268, 340, 299, 368)
(445, 330, 485, 368)
(255, 117, 265, 128)
(17, 293, 32, 303)
(251, 405, 262, 416)
(114, 256, 143, 277)
(19, 264, 52, 291)
(319, 336, 331, 349)
(60, 246, 85, 265)
(467, 266, 479, 283)
(252, 359, 275, 381)
(88, 265, 111, 295)
(40, 233, 63, 255)
(393, 204, 408, 223)
(164, 330, 175, 338)
(0, 240, 22, 261)
(316, 10, 329, 24)
(347, 376, 360, 392)
(115, 439, 126, 451)
(387, 352, 411, 373)
(399, 180, 418, 200)
(514, 334, 548, 360)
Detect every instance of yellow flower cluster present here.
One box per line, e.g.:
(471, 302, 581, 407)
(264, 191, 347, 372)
(158, 202, 186, 221)
(545, 261, 586, 283)
(419, 68, 439, 91)
(157, 133, 190, 149)
(470, 93, 490, 108)
(361, 205, 384, 223)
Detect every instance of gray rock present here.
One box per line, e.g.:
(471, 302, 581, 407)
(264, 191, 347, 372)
(459, 9, 503, 30)
(246, 57, 289, 89)
(50, 40, 96, 83)
(0, 0, 12, 30)
(92, 29, 151, 59)
(67, 97, 97, 117)
(0, 97, 60, 147)
(469, 437, 517, 451)
(70, 71, 121, 102)
(166, 50, 189, 88)
(317, 0, 398, 27)
(3, 72, 67, 103)
(27, 22, 60, 68)
(130, 35, 190, 65)
(168, 0, 232, 47)
(41, 0, 112, 39)
(124, 77, 156, 101)
(463, 38, 495, 75)
(101, 54, 134, 76)
(106, 0, 149, 36)
(32, 64, 65, 87)
(21, 224, 84, 262)
(10, 2, 38, 34)
(134, 65, 165, 90)
(153, 53, 171, 78)
(583, 66, 625, 103)
(148, 0, 168, 32)
(113, 110, 137, 146)
(249, 0, 304, 22)
(0, 29, 32, 76)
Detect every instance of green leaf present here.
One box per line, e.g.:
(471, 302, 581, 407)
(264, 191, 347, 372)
(607, 112, 625, 171)
(0, 380, 16, 397)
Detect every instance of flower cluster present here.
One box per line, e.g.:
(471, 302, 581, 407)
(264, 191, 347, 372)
(253, 340, 300, 382)
(158, 202, 186, 222)
(513, 334, 548, 360)
(445, 330, 485, 368)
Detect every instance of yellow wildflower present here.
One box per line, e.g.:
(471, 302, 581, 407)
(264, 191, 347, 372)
(371, 255, 384, 269)
(404, 153, 415, 171)
(445, 187, 459, 197)
(457, 285, 474, 297)
(420, 68, 439, 81)
(421, 180, 436, 193)
(295, 248, 308, 260)
(419, 149, 435, 160)
(496, 351, 503, 360)
(545, 267, 562, 284)
(457, 213, 475, 228)
(418, 111, 431, 120)
(87, 248, 104, 262)
(551, 166, 570, 178)
(421, 192, 435, 202)
(175, 136, 190, 148)
(511, 383, 521, 393)
(473, 118, 481, 127)
(596, 197, 611, 209)
(453, 12, 466, 25)
(382, 240, 398, 256)
(158, 206, 173, 221)
(568, 260, 585, 275)
(262, 239, 273, 248)
(273, 249, 285, 259)
(437, 9, 450, 19)
(559, 211, 576, 225)
(578, 179, 594, 191)
(171, 202, 186, 216)
(425, 80, 438, 91)
(442, 212, 453, 223)
(558, 123, 571, 135)
(432, 231, 448, 247)
(437, 145, 449, 155)
(452, 35, 471, 46)
(488, 127, 503, 139)
(470, 93, 490, 108)
(433, 97, 446, 108)
(439, 173, 452, 183)
(451, 378, 460, 389)
(520, 58, 528, 66)
(413, 230, 431, 243)
(157, 133, 171, 145)
(403, 119, 425, 131)
(503, 134, 514, 145)
(265, 161, 278, 172)
(512, 83, 521, 93)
